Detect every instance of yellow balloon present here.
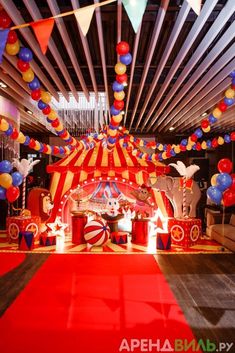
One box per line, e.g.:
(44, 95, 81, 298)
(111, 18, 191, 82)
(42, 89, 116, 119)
(0, 119, 9, 131)
(130, 136, 134, 143)
(55, 123, 63, 131)
(34, 141, 41, 151)
(174, 145, 181, 154)
(0, 173, 12, 189)
(112, 114, 123, 124)
(162, 152, 167, 159)
(202, 126, 211, 133)
(186, 144, 192, 151)
(22, 69, 35, 83)
(108, 129, 117, 137)
(218, 136, 224, 145)
(6, 40, 20, 56)
(132, 149, 137, 156)
(212, 108, 222, 118)
(201, 141, 207, 150)
(41, 91, 51, 104)
(158, 144, 163, 151)
(62, 132, 70, 140)
(225, 88, 235, 99)
(71, 137, 77, 146)
(114, 91, 125, 101)
(48, 110, 57, 120)
(16, 132, 26, 144)
(115, 62, 126, 75)
(211, 173, 219, 186)
(139, 140, 144, 147)
(151, 154, 156, 161)
(45, 145, 52, 154)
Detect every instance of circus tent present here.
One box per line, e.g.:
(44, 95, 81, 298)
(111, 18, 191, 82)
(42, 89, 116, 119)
(47, 139, 171, 224)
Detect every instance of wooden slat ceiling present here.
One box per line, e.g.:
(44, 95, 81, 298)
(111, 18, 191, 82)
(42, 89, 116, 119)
(0, 0, 235, 136)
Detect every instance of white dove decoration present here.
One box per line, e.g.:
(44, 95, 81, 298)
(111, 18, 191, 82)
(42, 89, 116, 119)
(169, 161, 200, 180)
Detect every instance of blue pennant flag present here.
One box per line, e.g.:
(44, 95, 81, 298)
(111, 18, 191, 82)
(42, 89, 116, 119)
(122, 0, 147, 33)
(0, 29, 10, 64)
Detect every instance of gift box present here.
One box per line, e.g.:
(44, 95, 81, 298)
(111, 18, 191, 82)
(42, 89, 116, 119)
(71, 213, 87, 244)
(18, 231, 34, 251)
(168, 218, 201, 248)
(157, 232, 171, 250)
(111, 232, 128, 244)
(40, 234, 56, 246)
(6, 216, 41, 243)
(131, 219, 150, 245)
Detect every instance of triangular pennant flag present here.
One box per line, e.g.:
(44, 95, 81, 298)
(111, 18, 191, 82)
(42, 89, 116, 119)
(186, 0, 202, 16)
(74, 6, 95, 36)
(156, 216, 163, 230)
(31, 18, 54, 55)
(122, 0, 147, 33)
(0, 29, 9, 64)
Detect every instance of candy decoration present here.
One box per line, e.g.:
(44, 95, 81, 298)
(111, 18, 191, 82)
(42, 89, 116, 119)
(84, 219, 110, 246)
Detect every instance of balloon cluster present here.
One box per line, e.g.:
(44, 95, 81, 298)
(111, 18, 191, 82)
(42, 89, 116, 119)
(0, 160, 23, 203)
(107, 41, 132, 151)
(207, 158, 235, 207)
(0, 8, 78, 153)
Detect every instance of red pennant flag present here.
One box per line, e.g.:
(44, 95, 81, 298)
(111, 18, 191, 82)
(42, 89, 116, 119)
(31, 18, 54, 55)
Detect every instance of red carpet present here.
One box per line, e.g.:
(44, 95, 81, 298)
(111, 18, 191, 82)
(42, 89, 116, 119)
(0, 253, 26, 276)
(0, 254, 201, 353)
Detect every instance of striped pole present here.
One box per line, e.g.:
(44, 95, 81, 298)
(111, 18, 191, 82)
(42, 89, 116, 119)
(22, 177, 26, 210)
(182, 176, 187, 218)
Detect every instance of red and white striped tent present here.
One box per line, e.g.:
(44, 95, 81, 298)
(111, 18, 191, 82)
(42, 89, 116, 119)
(47, 140, 171, 222)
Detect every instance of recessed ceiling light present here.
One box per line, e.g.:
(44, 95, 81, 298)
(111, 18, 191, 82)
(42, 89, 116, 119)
(27, 110, 33, 115)
(201, 112, 207, 117)
(169, 126, 175, 131)
(0, 82, 7, 88)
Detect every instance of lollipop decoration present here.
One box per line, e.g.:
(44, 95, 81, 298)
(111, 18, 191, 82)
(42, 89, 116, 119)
(207, 158, 235, 207)
(107, 41, 132, 151)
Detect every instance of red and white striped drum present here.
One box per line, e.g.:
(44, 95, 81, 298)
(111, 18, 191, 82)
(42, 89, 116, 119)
(84, 219, 110, 246)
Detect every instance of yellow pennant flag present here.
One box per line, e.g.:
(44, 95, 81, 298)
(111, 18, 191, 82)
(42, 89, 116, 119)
(74, 6, 95, 36)
(186, 0, 202, 15)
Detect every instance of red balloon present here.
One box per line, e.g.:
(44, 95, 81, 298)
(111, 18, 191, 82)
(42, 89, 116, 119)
(231, 132, 235, 141)
(31, 89, 41, 101)
(231, 84, 235, 90)
(116, 41, 129, 55)
(6, 186, 20, 203)
(201, 119, 209, 129)
(0, 10, 12, 29)
(217, 158, 232, 173)
(222, 188, 235, 207)
(51, 119, 59, 128)
(17, 59, 30, 72)
(180, 145, 186, 151)
(43, 144, 48, 153)
(53, 146, 60, 154)
(11, 128, 19, 140)
(110, 118, 119, 127)
(113, 99, 124, 110)
(211, 138, 218, 148)
(196, 142, 202, 151)
(190, 134, 198, 142)
(218, 101, 227, 112)
(42, 106, 51, 115)
(7, 30, 17, 44)
(29, 139, 36, 149)
(230, 173, 235, 192)
(116, 73, 128, 84)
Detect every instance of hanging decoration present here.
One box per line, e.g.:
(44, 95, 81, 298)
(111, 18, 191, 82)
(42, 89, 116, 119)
(31, 18, 55, 55)
(74, 6, 95, 37)
(0, 28, 9, 63)
(122, 0, 147, 33)
(107, 41, 132, 151)
(186, 0, 202, 16)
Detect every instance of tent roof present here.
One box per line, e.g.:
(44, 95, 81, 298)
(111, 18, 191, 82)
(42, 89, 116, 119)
(47, 140, 169, 175)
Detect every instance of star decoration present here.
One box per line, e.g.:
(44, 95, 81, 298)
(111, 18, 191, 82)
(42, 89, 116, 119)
(172, 227, 183, 239)
(47, 217, 68, 237)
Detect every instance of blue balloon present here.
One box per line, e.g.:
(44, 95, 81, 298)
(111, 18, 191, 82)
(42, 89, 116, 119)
(224, 134, 231, 143)
(170, 149, 176, 156)
(39, 143, 44, 152)
(206, 140, 212, 148)
(110, 105, 120, 116)
(23, 136, 30, 146)
(28, 77, 40, 90)
(112, 81, 124, 92)
(19, 47, 33, 62)
(5, 125, 13, 136)
(207, 186, 222, 205)
(181, 139, 188, 146)
(0, 160, 13, 173)
(59, 147, 65, 154)
(0, 186, 6, 200)
(216, 173, 232, 191)
(11, 172, 23, 187)
(38, 100, 47, 110)
(108, 136, 116, 144)
(208, 114, 217, 124)
(57, 129, 66, 136)
(224, 97, 234, 106)
(230, 70, 235, 78)
(195, 128, 203, 138)
(120, 53, 132, 65)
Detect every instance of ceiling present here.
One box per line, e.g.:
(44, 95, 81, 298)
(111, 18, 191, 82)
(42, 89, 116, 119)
(0, 0, 235, 138)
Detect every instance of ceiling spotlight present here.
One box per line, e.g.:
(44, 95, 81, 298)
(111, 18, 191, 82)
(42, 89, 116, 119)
(201, 112, 207, 117)
(0, 82, 7, 88)
(27, 110, 33, 115)
(123, 82, 128, 87)
(121, 111, 125, 115)
(169, 126, 175, 131)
